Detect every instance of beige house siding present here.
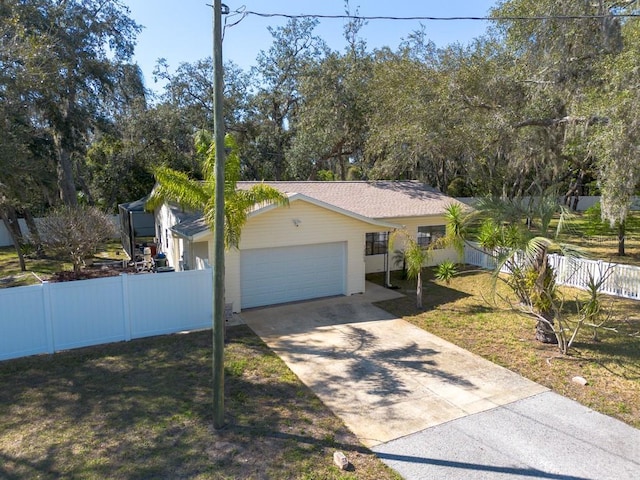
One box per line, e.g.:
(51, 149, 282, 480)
(193, 241, 209, 269)
(220, 199, 375, 312)
(156, 204, 186, 270)
(224, 248, 241, 312)
(156, 200, 460, 312)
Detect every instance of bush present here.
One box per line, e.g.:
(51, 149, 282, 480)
(435, 260, 458, 284)
(39, 205, 117, 275)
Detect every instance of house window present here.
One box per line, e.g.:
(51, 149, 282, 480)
(366, 232, 388, 255)
(417, 225, 446, 248)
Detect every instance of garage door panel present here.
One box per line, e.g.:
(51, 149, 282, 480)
(240, 242, 346, 309)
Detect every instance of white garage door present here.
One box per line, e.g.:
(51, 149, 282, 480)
(240, 242, 346, 309)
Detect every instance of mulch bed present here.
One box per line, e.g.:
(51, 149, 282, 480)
(51, 263, 137, 282)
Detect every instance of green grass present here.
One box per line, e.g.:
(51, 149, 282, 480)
(0, 326, 400, 480)
(557, 211, 640, 267)
(0, 247, 67, 287)
(371, 269, 640, 429)
(0, 240, 125, 288)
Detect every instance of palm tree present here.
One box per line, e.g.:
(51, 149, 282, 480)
(390, 230, 431, 309)
(146, 131, 289, 249)
(444, 194, 579, 344)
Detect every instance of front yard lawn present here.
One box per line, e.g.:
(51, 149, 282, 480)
(371, 269, 640, 429)
(0, 326, 399, 480)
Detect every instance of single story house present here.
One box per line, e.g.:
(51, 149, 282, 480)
(153, 181, 466, 312)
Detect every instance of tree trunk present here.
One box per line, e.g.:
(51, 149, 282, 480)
(617, 221, 626, 256)
(535, 314, 557, 344)
(532, 250, 558, 344)
(22, 208, 44, 256)
(416, 272, 423, 309)
(55, 142, 78, 206)
(339, 155, 347, 181)
(1, 208, 26, 272)
(53, 88, 78, 207)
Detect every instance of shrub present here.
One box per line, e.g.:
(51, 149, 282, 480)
(39, 205, 117, 275)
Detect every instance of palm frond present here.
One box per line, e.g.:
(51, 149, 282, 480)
(244, 183, 290, 207)
(554, 203, 578, 239)
(389, 229, 430, 281)
(443, 203, 471, 260)
(150, 132, 290, 251)
(224, 135, 242, 186)
(195, 130, 215, 179)
(476, 196, 526, 225)
(220, 185, 289, 249)
(524, 236, 552, 262)
(146, 166, 209, 212)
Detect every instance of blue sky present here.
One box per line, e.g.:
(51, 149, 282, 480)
(124, 1, 498, 91)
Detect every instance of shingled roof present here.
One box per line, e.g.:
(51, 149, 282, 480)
(169, 181, 463, 239)
(168, 208, 210, 240)
(238, 181, 463, 219)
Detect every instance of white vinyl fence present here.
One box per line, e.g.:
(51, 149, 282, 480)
(549, 255, 640, 300)
(464, 243, 640, 301)
(0, 269, 213, 361)
(455, 196, 640, 212)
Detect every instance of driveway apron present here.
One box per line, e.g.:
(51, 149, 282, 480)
(241, 283, 640, 479)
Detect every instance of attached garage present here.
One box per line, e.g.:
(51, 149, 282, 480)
(240, 242, 346, 309)
(162, 192, 403, 312)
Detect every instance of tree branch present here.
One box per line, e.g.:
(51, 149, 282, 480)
(515, 116, 609, 129)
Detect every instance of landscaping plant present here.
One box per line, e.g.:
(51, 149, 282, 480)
(389, 230, 431, 309)
(38, 205, 117, 276)
(442, 194, 584, 346)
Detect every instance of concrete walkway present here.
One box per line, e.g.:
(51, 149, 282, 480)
(240, 283, 640, 479)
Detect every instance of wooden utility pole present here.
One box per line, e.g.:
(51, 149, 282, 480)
(212, 0, 227, 430)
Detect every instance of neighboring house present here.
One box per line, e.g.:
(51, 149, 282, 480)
(153, 181, 466, 312)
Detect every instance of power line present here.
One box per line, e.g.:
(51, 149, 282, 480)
(228, 9, 640, 24)
(222, 5, 640, 39)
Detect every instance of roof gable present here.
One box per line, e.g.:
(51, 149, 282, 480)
(250, 193, 401, 229)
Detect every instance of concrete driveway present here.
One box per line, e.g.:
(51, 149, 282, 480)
(240, 283, 640, 479)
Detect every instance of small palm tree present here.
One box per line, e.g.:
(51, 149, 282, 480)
(146, 131, 289, 250)
(390, 230, 431, 309)
(443, 193, 579, 344)
(435, 260, 457, 285)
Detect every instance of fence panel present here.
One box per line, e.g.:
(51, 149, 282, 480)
(467, 245, 640, 301)
(1, 269, 215, 362)
(128, 269, 212, 339)
(0, 285, 50, 360)
(48, 276, 127, 351)
(609, 263, 640, 300)
(465, 243, 497, 270)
